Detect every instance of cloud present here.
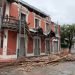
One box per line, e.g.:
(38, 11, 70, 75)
(23, 0, 75, 25)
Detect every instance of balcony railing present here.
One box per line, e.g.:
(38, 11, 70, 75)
(2, 16, 19, 30)
(1, 16, 29, 35)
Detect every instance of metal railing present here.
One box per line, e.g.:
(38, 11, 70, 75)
(2, 16, 19, 30)
(1, 16, 28, 31)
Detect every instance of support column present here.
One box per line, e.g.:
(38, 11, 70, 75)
(3, 29, 8, 58)
(0, 34, 1, 48)
(52, 41, 54, 54)
(16, 33, 19, 58)
(58, 39, 60, 54)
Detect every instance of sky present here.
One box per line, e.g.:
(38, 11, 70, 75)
(23, 0, 75, 25)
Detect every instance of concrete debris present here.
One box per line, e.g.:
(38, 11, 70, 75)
(0, 53, 75, 72)
(48, 54, 60, 61)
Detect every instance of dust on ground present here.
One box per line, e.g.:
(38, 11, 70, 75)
(0, 61, 75, 75)
(0, 53, 75, 75)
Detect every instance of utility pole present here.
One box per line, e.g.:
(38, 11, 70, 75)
(0, 0, 3, 48)
(17, 0, 22, 57)
(24, 19, 26, 56)
(17, 0, 26, 57)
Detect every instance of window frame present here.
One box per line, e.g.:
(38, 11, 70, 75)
(21, 13, 26, 22)
(46, 23, 49, 32)
(34, 17, 41, 28)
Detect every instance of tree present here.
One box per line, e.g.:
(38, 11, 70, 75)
(61, 24, 75, 53)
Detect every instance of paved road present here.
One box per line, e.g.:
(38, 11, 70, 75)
(71, 48, 75, 53)
(0, 62, 75, 75)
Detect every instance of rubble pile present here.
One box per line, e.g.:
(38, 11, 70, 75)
(0, 53, 75, 72)
(65, 54, 75, 61)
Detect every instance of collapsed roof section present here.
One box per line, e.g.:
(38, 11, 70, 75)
(29, 27, 55, 38)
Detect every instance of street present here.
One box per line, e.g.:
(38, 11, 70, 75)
(0, 61, 75, 75)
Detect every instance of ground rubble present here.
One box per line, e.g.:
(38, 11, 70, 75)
(0, 53, 75, 72)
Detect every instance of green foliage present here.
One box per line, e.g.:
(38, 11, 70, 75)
(61, 24, 75, 52)
(61, 43, 68, 48)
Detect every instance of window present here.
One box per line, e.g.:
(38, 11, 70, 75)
(46, 39, 50, 54)
(20, 13, 26, 26)
(46, 23, 50, 32)
(21, 13, 26, 22)
(35, 18, 39, 28)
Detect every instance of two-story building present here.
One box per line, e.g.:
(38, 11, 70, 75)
(0, 0, 60, 60)
(51, 22, 60, 54)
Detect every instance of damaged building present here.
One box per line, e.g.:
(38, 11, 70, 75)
(0, 0, 60, 60)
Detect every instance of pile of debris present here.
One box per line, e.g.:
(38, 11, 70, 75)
(0, 53, 75, 72)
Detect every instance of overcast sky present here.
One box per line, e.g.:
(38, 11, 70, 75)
(23, 0, 75, 25)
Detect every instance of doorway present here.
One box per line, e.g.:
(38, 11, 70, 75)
(45, 39, 50, 54)
(53, 41, 58, 54)
(18, 37, 25, 57)
(34, 38, 40, 56)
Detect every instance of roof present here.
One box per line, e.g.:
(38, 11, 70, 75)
(19, 0, 49, 17)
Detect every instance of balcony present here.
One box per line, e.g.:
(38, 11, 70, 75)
(1, 16, 29, 34)
(2, 16, 19, 30)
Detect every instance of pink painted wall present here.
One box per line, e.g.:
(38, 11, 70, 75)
(7, 31, 17, 55)
(41, 19, 45, 32)
(0, 48, 3, 55)
(10, 3, 18, 19)
(41, 38, 45, 53)
(27, 37, 33, 53)
(28, 12, 34, 28)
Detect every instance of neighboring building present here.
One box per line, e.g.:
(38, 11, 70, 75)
(71, 37, 75, 53)
(0, 0, 60, 59)
(51, 22, 60, 54)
